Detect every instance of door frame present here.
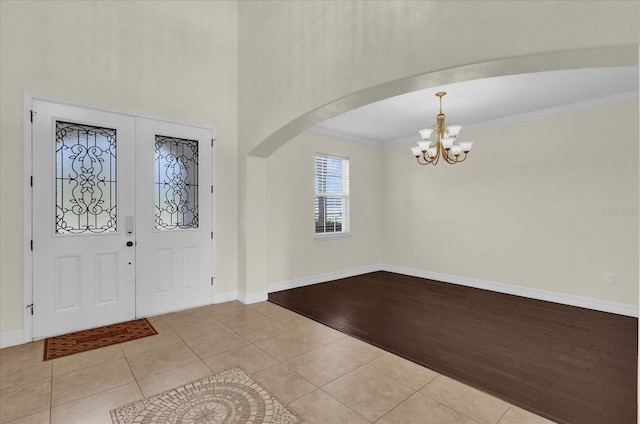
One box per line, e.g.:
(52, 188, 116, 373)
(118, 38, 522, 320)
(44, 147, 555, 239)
(23, 92, 216, 342)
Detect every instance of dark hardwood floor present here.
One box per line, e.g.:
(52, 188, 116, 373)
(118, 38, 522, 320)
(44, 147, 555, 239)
(268, 271, 638, 424)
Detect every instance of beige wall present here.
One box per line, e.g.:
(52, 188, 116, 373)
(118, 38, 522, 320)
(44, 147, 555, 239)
(2, 0, 639, 341)
(238, 0, 639, 157)
(0, 0, 238, 335)
(236, 0, 639, 299)
(383, 101, 639, 305)
(266, 132, 382, 285)
(265, 101, 639, 307)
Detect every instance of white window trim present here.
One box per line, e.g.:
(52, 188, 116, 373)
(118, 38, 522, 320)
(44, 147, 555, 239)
(314, 231, 351, 240)
(314, 153, 350, 238)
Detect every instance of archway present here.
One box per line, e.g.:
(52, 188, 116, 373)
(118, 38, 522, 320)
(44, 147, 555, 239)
(249, 45, 637, 158)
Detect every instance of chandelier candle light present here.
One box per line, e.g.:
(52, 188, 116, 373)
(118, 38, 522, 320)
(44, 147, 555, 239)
(411, 92, 474, 165)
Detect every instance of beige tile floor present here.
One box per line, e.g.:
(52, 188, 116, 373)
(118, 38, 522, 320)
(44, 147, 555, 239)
(0, 301, 556, 424)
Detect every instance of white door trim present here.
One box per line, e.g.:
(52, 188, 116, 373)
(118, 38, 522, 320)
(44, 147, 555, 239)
(23, 92, 216, 341)
(23, 92, 34, 344)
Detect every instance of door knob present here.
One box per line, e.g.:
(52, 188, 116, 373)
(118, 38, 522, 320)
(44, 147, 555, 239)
(126, 241, 134, 247)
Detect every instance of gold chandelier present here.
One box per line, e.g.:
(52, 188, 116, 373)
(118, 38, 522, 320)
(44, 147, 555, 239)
(411, 92, 474, 165)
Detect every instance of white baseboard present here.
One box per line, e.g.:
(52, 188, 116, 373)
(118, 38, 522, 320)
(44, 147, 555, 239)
(381, 264, 639, 318)
(215, 290, 269, 305)
(238, 291, 268, 305)
(0, 330, 25, 349)
(268, 264, 381, 293)
(266, 264, 637, 318)
(4, 266, 633, 350)
(214, 290, 238, 304)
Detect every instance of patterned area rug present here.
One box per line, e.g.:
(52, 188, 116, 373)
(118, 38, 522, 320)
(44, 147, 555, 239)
(44, 318, 157, 360)
(110, 367, 303, 424)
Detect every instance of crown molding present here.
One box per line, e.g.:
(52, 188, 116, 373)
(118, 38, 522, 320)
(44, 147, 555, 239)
(312, 90, 639, 147)
(382, 134, 421, 147)
(462, 90, 638, 133)
(307, 125, 383, 146)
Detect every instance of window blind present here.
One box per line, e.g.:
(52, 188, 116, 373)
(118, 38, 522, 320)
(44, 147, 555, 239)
(315, 153, 349, 235)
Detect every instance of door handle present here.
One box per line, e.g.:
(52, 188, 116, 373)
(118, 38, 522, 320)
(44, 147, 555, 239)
(126, 241, 134, 247)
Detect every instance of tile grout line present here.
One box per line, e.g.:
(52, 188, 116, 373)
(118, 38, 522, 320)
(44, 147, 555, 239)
(120, 341, 148, 400)
(496, 405, 512, 424)
(371, 391, 412, 424)
(132, 315, 218, 392)
(418, 375, 504, 424)
(317, 386, 376, 424)
(5, 302, 552, 424)
(222, 305, 371, 418)
(265, 344, 373, 424)
(48, 344, 137, 415)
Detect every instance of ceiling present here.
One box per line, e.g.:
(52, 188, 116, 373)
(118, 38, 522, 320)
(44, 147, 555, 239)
(311, 67, 639, 145)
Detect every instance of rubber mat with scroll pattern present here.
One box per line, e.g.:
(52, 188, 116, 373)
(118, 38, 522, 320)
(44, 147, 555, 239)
(43, 318, 157, 360)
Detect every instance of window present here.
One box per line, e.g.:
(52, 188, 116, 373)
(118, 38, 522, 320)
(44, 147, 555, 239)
(55, 121, 117, 234)
(315, 153, 349, 235)
(154, 135, 199, 230)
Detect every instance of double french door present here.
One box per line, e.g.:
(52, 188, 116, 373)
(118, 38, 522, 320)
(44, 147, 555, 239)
(31, 100, 214, 339)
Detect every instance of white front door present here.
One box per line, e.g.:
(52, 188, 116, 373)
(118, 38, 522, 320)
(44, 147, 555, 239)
(32, 101, 137, 339)
(31, 101, 214, 339)
(134, 118, 213, 317)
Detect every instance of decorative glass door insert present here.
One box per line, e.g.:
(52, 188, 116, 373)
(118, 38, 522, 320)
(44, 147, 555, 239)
(154, 135, 199, 230)
(56, 121, 117, 234)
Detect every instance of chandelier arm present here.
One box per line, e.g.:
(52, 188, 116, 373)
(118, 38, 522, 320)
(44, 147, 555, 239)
(442, 149, 456, 164)
(416, 154, 434, 166)
(455, 153, 469, 163)
(443, 152, 468, 164)
(430, 144, 441, 166)
(445, 152, 456, 164)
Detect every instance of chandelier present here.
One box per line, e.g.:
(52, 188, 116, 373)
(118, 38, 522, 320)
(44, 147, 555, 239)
(411, 92, 474, 165)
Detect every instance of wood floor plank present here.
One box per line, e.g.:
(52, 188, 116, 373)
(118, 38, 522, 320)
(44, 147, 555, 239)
(269, 271, 637, 424)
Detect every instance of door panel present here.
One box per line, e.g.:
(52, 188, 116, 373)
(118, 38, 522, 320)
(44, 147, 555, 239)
(95, 253, 119, 304)
(55, 256, 81, 310)
(134, 118, 213, 317)
(32, 101, 136, 339)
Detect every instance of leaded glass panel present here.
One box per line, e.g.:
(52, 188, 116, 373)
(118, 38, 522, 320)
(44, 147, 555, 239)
(155, 135, 199, 230)
(56, 121, 117, 234)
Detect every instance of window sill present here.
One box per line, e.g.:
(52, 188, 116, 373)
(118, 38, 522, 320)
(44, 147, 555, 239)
(315, 232, 351, 240)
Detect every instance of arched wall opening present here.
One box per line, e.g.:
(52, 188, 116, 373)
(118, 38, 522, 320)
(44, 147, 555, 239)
(237, 1, 639, 303)
(249, 45, 638, 158)
(240, 45, 639, 319)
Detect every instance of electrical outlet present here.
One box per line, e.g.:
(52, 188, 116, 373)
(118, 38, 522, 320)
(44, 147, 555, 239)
(605, 274, 615, 285)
